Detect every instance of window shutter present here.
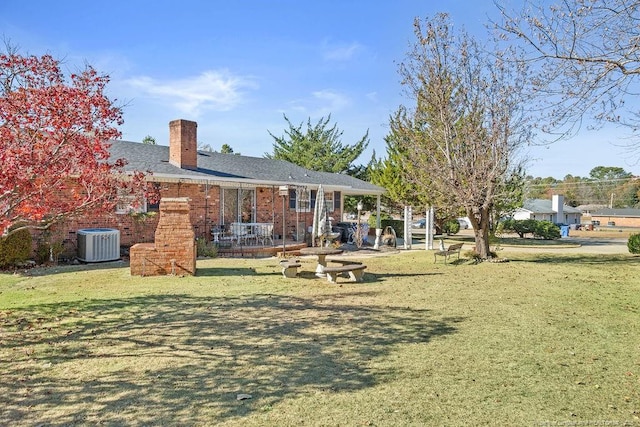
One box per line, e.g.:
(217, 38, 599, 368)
(334, 191, 341, 209)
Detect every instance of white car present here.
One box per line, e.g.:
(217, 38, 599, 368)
(457, 217, 471, 229)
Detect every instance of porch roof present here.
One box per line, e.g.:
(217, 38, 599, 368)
(110, 140, 385, 195)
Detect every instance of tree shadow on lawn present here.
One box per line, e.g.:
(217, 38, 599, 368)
(16, 260, 129, 277)
(509, 253, 640, 265)
(0, 293, 463, 425)
(196, 267, 260, 277)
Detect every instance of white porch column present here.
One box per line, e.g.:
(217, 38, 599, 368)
(373, 194, 382, 249)
(425, 206, 435, 250)
(404, 205, 412, 249)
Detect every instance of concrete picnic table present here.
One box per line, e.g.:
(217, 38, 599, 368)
(299, 247, 344, 277)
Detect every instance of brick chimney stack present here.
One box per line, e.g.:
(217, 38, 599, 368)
(169, 119, 198, 170)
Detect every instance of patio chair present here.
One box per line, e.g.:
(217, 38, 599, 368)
(231, 223, 248, 245)
(257, 223, 274, 245)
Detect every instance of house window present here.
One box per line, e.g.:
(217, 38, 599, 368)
(296, 188, 311, 212)
(325, 191, 334, 212)
(290, 187, 338, 212)
(333, 191, 341, 210)
(221, 188, 255, 226)
(289, 189, 296, 209)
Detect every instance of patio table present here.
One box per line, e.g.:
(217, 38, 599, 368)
(299, 247, 343, 277)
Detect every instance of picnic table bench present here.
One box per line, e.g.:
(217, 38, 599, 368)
(323, 261, 367, 283)
(280, 259, 302, 278)
(434, 242, 464, 264)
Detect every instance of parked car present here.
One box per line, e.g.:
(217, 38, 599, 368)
(412, 218, 426, 228)
(457, 217, 471, 229)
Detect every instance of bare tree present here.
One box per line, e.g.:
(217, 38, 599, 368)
(496, 0, 640, 154)
(390, 14, 531, 259)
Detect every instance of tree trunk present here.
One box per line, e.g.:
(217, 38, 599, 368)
(468, 207, 491, 259)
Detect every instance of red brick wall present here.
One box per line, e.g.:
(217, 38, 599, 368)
(590, 215, 640, 227)
(130, 198, 196, 276)
(40, 181, 341, 259)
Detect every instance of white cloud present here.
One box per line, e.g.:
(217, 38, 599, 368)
(125, 70, 257, 116)
(312, 90, 350, 114)
(322, 41, 362, 61)
(284, 89, 351, 118)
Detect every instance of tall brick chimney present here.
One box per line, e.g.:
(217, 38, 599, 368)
(169, 119, 198, 170)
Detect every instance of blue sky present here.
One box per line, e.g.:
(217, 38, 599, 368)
(1, 0, 638, 179)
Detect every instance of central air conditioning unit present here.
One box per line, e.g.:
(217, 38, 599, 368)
(77, 228, 120, 262)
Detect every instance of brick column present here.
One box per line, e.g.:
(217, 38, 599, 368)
(130, 197, 196, 276)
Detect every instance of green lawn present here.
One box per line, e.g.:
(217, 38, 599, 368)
(1, 250, 639, 426)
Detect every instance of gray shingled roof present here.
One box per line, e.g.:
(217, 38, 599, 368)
(521, 199, 582, 214)
(109, 140, 385, 195)
(591, 208, 640, 217)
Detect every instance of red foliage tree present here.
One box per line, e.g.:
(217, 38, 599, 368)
(0, 50, 155, 236)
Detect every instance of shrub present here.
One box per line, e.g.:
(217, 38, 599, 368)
(628, 233, 640, 254)
(514, 219, 538, 238)
(35, 241, 66, 265)
(33, 228, 67, 265)
(0, 228, 33, 268)
(196, 238, 218, 258)
(534, 221, 561, 240)
(499, 219, 559, 239)
(443, 219, 460, 235)
(498, 218, 537, 238)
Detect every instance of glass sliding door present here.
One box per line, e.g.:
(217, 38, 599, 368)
(240, 189, 254, 223)
(221, 188, 255, 227)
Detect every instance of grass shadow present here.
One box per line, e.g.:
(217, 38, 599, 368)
(509, 254, 640, 265)
(0, 293, 462, 425)
(196, 267, 260, 277)
(17, 260, 129, 277)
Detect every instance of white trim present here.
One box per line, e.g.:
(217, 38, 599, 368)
(127, 172, 385, 195)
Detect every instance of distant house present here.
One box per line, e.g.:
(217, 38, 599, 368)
(589, 208, 640, 228)
(513, 195, 582, 225)
(55, 119, 385, 251)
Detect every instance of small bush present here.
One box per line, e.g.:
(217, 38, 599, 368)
(443, 219, 460, 235)
(498, 218, 537, 238)
(35, 241, 65, 265)
(0, 228, 33, 268)
(628, 233, 640, 254)
(196, 238, 218, 258)
(534, 221, 561, 240)
(499, 219, 559, 240)
(514, 219, 538, 238)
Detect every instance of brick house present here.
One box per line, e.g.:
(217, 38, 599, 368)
(58, 119, 385, 255)
(589, 208, 640, 227)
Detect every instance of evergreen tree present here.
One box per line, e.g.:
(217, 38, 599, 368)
(266, 114, 369, 174)
(142, 135, 156, 145)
